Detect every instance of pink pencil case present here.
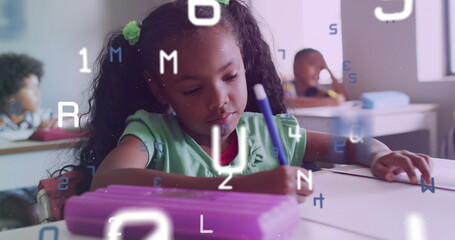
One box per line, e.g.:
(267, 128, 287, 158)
(64, 185, 300, 240)
(29, 128, 89, 141)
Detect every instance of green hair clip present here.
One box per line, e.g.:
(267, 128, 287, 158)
(123, 21, 141, 45)
(217, 0, 229, 5)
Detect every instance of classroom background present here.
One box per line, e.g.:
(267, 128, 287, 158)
(0, 0, 454, 239)
(1, 0, 454, 155)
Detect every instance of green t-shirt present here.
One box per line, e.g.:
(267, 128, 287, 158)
(119, 110, 306, 177)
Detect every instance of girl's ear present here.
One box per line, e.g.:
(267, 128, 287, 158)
(143, 71, 168, 104)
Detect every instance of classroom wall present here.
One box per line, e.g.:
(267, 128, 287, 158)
(341, 0, 455, 157)
(0, 0, 168, 114)
(250, 0, 343, 82)
(103, 0, 171, 33)
(2, 0, 453, 156)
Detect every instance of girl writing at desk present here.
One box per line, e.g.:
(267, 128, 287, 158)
(283, 48, 348, 108)
(52, 0, 432, 214)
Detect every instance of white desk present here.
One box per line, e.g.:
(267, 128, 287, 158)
(299, 158, 455, 240)
(0, 138, 79, 191)
(289, 103, 439, 156)
(1, 158, 452, 239)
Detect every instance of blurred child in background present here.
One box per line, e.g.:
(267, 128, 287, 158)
(0, 53, 58, 131)
(283, 48, 347, 108)
(0, 53, 56, 229)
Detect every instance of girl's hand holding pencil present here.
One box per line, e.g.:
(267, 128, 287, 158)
(233, 166, 313, 203)
(249, 84, 313, 203)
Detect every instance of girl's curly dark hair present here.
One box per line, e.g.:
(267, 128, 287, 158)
(0, 53, 43, 112)
(58, 0, 286, 203)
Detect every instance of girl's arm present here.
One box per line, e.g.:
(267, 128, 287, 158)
(90, 135, 313, 202)
(303, 131, 433, 184)
(90, 135, 223, 190)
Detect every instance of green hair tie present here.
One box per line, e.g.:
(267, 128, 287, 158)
(123, 21, 141, 45)
(217, 0, 229, 5)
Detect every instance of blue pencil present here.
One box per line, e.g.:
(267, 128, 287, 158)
(253, 84, 288, 165)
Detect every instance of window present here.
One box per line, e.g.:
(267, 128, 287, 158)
(416, 0, 455, 81)
(446, 0, 455, 75)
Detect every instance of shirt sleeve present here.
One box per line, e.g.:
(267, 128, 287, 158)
(0, 115, 7, 132)
(118, 112, 156, 168)
(275, 113, 307, 167)
(28, 108, 54, 128)
(282, 81, 297, 98)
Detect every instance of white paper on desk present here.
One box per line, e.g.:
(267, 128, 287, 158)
(326, 158, 455, 191)
(0, 129, 35, 141)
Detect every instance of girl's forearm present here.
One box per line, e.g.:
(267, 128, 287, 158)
(303, 132, 391, 166)
(346, 137, 391, 167)
(90, 168, 230, 191)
